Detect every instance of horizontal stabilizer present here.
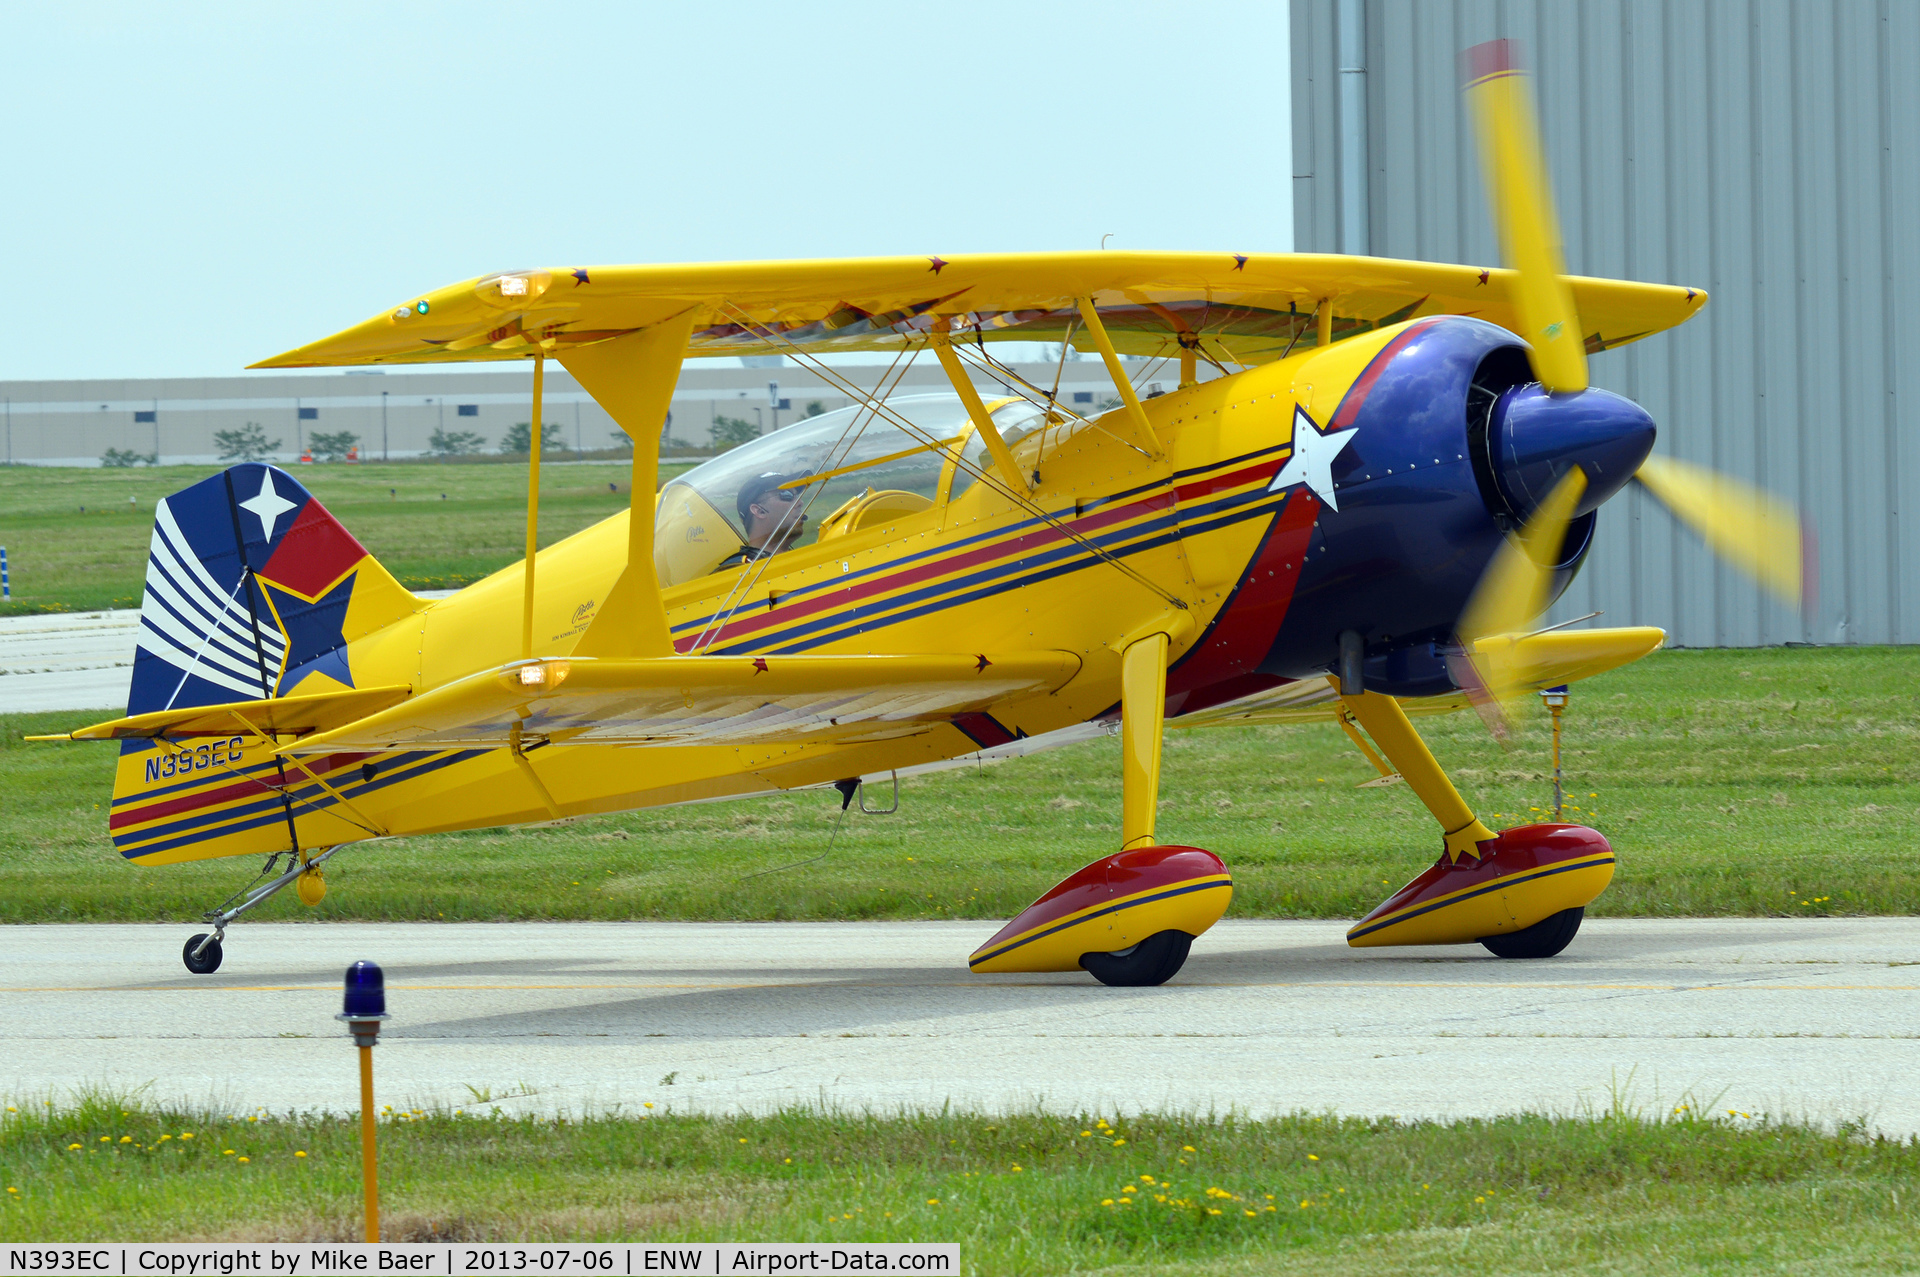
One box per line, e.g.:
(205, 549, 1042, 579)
(38, 684, 414, 742)
(281, 652, 1081, 754)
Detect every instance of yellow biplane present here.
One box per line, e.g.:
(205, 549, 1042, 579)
(40, 42, 1803, 981)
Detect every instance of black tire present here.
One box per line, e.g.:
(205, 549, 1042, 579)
(182, 933, 224, 975)
(1480, 906, 1584, 959)
(1080, 930, 1194, 987)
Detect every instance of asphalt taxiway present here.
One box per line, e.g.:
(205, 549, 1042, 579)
(2, 918, 1915, 1131)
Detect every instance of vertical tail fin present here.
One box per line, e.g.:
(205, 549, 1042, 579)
(110, 464, 420, 864)
(129, 464, 419, 715)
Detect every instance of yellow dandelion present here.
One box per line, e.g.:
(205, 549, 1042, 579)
(223, 1150, 234, 1156)
(180, 1133, 194, 1140)
(1080, 1130, 1092, 1137)
(1182, 1145, 1196, 1152)
(1101, 1198, 1114, 1206)
(738, 1138, 748, 1144)
(1112, 1138, 1126, 1146)
(1300, 1200, 1310, 1209)
(1244, 1209, 1256, 1217)
(67, 1143, 81, 1151)
(1307, 1153, 1318, 1161)
(1475, 1196, 1484, 1203)
(294, 1151, 307, 1159)
(1012, 1164, 1023, 1172)
(158, 1135, 171, 1143)
(644, 1102, 654, 1109)
(119, 1136, 132, 1144)
(98, 1137, 109, 1143)
(925, 1198, 939, 1206)
(1208, 1207, 1222, 1215)
(784, 1158, 792, 1164)
(1141, 1175, 1155, 1183)
(237, 1157, 250, 1164)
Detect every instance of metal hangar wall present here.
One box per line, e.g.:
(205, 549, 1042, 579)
(1290, 0, 1920, 647)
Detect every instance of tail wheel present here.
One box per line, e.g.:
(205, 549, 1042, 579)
(1080, 930, 1194, 987)
(1480, 906, 1584, 959)
(182, 933, 224, 975)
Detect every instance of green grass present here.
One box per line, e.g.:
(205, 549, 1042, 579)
(0, 460, 699, 613)
(4, 646, 1917, 924)
(1, 1098, 1916, 1270)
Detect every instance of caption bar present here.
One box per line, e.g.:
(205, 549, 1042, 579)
(1, 1247, 958, 1277)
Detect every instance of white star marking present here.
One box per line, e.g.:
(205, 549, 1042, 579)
(238, 468, 298, 542)
(1267, 404, 1359, 512)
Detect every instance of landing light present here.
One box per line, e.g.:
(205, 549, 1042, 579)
(509, 660, 570, 691)
(499, 276, 529, 296)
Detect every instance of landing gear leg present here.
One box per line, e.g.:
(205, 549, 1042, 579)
(180, 845, 346, 974)
(1337, 685, 1614, 952)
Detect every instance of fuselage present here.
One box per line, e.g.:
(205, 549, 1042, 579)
(113, 314, 1660, 863)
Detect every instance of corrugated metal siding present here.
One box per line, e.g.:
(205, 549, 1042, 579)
(1291, 0, 1920, 647)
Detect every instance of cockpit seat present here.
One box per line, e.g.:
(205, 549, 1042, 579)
(815, 488, 935, 540)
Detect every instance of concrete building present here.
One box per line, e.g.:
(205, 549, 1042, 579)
(0, 355, 1163, 468)
(1291, 0, 1920, 647)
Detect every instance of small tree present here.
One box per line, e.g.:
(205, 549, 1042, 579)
(428, 425, 488, 457)
(711, 415, 760, 451)
(501, 421, 564, 455)
(804, 401, 827, 418)
(309, 430, 359, 462)
(608, 430, 634, 452)
(100, 447, 146, 468)
(214, 422, 280, 462)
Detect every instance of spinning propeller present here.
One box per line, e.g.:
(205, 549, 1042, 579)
(1452, 40, 1811, 739)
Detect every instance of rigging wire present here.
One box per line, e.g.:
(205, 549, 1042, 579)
(688, 344, 924, 652)
(723, 303, 1187, 612)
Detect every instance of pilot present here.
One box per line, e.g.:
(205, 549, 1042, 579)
(715, 472, 809, 570)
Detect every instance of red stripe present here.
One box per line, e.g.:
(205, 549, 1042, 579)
(1330, 317, 1444, 431)
(1173, 457, 1283, 504)
(684, 488, 1179, 650)
(953, 712, 1016, 749)
(112, 752, 372, 830)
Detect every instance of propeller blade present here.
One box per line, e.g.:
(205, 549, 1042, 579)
(1451, 467, 1589, 741)
(1462, 39, 1588, 394)
(1633, 453, 1809, 610)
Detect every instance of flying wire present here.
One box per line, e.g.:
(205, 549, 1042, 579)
(725, 302, 1186, 611)
(688, 343, 923, 652)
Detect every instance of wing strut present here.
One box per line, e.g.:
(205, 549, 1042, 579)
(1075, 297, 1162, 459)
(930, 319, 1031, 496)
(521, 353, 546, 660)
(558, 311, 697, 659)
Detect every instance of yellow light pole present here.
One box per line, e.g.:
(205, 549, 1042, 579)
(1540, 684, 1569, 818)
(336, 960, 390, 1242)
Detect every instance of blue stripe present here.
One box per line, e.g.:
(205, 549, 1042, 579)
(673, 442, 1291, 634)
(114, 748, 484, 857)
(735, 488, 1290, 657)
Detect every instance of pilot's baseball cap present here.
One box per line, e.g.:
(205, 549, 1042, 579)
(737, 472, 810, 524)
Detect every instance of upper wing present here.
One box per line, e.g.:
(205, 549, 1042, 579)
(251, 251, 1704, 369)
(1171, 627, 1664, 729)
(280, 651, 1079, 754)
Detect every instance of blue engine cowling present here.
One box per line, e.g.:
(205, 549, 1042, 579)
(1259, 317, 1654, 697)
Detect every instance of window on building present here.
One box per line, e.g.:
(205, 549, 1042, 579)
(1071, 391, 1094, 404)
(297, 407, 318, 420)
(457, 404, 479, 417)
(133, 410, 156, 423)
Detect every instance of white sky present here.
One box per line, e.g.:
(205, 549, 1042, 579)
(5, 2, 1290, 382)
